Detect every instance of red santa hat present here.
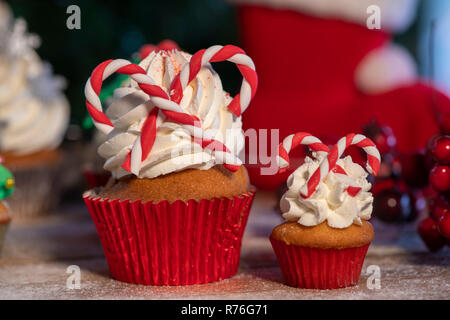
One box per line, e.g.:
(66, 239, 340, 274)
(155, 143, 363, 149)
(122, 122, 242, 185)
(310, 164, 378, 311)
(231, 0, 419, 32)
(230, 0, 450, 191)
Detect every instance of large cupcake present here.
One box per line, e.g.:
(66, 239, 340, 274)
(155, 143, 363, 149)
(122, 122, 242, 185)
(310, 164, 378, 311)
(83, 44, 258, 285)
(0, 9, 69, 218)
(271, 132, 380, 289)
(0, 163, 15, 255)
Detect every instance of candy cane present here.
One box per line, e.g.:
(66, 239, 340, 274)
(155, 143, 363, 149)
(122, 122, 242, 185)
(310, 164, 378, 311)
(277, 132, 329, 173)
(85, 59, 240, 174)
(169, 45, 258, 117)
(85, 59, 184, 135)
(299, 133, 381, 198)
(85, 45, 256, 175)
(85, 59, 195, 173)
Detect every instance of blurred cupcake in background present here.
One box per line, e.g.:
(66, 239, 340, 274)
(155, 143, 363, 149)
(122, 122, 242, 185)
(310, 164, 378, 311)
(0, 4, 69, 218)
(0, 161, 14, 254)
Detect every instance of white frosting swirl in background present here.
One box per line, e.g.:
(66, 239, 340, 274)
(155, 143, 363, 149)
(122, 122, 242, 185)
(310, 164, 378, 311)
(98, 49, 245, 179)
(0, 10, 69, 156)
(0, 1, 12, 31)
(0, 55, 69, 155)
(280, 155, 373, 229)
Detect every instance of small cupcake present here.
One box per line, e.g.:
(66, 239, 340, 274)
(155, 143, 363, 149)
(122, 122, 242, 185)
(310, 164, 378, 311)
(271, 132, 380, 289)
(0, 14, 69, 218)
(0, 163, 15, 255)
(83, 43, 258, 285)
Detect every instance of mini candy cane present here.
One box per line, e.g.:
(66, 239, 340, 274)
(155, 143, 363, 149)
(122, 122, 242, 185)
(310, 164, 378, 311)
(277, 132, 329, 173)
(170, 45, 258, 117)
(85, 44, 257, 175)
(300, 133, 381, 198)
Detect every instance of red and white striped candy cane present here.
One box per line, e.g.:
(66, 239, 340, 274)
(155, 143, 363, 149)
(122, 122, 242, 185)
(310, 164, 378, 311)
(85, 59, 188, 135)
(85, 59, 240, 175)
(277, 132, 329, 173)
(85, 45, 256, 175)
(169, 45, 258, 117)
(85, 59, 197, 174)
(299, 133, 381, 198)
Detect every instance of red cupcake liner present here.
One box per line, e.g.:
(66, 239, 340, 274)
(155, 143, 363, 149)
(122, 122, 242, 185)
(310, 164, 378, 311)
(84, 190, 255, 286)
(270, 237, 370, 289)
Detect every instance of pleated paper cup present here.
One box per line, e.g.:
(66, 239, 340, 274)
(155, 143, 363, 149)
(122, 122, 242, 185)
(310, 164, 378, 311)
(8, 164, 62, 219)
(84, 190, 255, 286)
(270, 237, 370, 289)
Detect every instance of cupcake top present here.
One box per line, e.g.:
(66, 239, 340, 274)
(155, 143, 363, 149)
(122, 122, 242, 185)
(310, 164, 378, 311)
(0, 16, 69, 156)
(85, 44, 257, 180)
(281, 155, 373, 228)
(278, 132, 380, 229)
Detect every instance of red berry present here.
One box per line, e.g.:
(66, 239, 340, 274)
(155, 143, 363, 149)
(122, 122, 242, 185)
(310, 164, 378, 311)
(374, 189, 417, 222)
(429, 165, 450, 191)
(432, 203, 450, 221)
(363, 121, 396, 155)
(158, 39, 179, 51)
(431, 136, 450, 164)
(418, 217, 446, 252)
(427, 134, 441, 154)
(139, 44, 158, 59)
(439, 113, 450, 135)
(438, 214, 450, 238)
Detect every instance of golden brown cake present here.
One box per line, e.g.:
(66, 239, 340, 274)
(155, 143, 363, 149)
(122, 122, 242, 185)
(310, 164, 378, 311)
(99, 165, 250, 203)
(1, 149, 62, 170)
(271, 221, 374, 249)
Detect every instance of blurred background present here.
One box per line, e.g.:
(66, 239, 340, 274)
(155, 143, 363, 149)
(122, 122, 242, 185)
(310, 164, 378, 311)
(2, 0, 450, 242)
(1, 1, 449, 295)
(6, 0, 450, 128)
(7, 0, 241, 129)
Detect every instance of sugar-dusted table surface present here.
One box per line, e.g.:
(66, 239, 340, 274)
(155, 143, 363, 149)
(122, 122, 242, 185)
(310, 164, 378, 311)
(0, 191, 449, 300)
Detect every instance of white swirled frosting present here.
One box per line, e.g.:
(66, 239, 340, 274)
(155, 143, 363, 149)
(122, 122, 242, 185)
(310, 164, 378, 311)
(0, 13, 69, 156)
(0, 54, 69, 156)
(280, 155, 373, 229)
(99, 49, 245, 179)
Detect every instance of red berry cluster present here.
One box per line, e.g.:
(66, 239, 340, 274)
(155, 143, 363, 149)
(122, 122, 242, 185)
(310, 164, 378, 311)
(418, 113, 450, 252)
